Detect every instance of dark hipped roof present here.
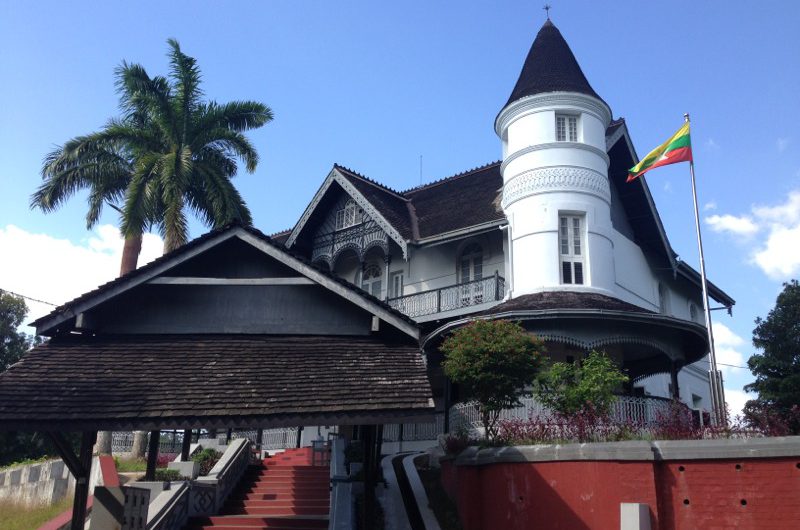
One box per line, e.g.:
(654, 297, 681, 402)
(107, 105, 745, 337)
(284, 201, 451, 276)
(32, 223, 418, 332)
(504, 20, 605, 108)
(404, 162, 504, 238)
(297, 162, 505, 244)
(481, 291, 653, 316)
(0, 335, 434, 431)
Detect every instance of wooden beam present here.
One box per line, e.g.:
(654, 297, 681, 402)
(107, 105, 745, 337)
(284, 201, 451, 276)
(71, 431, 96, 530)
(46, 432, 84, 478)
(148, 276, 315, 285)
(145, 430, 160, 481)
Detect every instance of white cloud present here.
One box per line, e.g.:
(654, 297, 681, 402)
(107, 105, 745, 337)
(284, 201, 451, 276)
(0, 224, 163, 327)
(704, 201, 717, 211)
(705, 214, 759, 236)
(777, 137, 790, 152)
(712, 321, 747, 376)
(724, 388, 753, 419)
(705, 190, 800, 280)
(752, 223, 800, 279)
(751, 191, 800, 224)
(705, 138, 719, 150)
(663, 181, 673, 193)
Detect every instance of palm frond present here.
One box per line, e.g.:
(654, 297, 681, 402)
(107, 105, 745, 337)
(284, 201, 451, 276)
(195, 100, 274, 133)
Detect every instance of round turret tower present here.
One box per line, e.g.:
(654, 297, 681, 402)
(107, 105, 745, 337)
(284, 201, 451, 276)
(497, 20, 614, 297)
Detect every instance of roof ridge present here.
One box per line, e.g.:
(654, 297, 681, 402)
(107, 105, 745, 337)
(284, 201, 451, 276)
(268, 228, 292, 237)
(402, 161, 501, 194)
(333, 163, 408, 201)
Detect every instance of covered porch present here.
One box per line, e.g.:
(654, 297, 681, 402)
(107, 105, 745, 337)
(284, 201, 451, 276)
(0, 334, 434, 529)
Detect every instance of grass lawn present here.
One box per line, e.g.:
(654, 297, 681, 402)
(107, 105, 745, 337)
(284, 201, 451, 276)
(114, 457, 146, 472)
(0, 497, 72, 530)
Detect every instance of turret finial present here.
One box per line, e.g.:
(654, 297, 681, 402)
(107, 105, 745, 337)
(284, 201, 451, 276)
(543, 4, 552, 20)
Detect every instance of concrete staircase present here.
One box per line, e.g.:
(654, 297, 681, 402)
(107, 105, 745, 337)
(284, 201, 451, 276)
(186, 447, 330, 530)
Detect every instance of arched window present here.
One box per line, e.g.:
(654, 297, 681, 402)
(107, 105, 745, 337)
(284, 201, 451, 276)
(689, 302, 699, 323)
(361, 261, 382, 297)
(335, 199, 361, 230)
(459, 243, 483, 284)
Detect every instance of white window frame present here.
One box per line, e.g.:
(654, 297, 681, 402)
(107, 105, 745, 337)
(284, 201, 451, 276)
(335, 199, 361, 230)
(360, 261, 383, 297)
(390, 271, 404, 298)
(555, 114, 579, 142)
(559, 214, 585, 285)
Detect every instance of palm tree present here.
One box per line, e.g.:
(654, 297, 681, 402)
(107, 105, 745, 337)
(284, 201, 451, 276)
(33, 38, 272, 270)
(31, 39, 273, 453)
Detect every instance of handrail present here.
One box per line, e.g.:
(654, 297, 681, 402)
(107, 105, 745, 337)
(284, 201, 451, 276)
(388, 273, 505, 318)
(146, 481, 190, 530)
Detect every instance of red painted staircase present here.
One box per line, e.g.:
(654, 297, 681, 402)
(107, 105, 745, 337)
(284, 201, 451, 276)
(186, 447, 330, 530)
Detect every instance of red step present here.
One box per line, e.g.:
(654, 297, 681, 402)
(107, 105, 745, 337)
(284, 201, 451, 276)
(186, 448, 330, 529)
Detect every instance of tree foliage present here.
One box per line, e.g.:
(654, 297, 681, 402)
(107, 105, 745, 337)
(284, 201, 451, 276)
(32, 39, 273, 258)
(535, 350, 628, 416)
(0, 290, 35, 372)
(744, 279, 800, 434)
(441, 320, 544, 440)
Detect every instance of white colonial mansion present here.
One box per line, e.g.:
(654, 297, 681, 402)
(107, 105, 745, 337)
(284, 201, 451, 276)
(271, 19, 734, 414)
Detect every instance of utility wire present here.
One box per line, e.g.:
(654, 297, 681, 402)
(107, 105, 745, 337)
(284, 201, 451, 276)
(0, 288, 58, 307)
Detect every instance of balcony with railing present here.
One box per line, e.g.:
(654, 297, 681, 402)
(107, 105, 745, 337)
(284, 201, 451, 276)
(387, 272, 505, 319)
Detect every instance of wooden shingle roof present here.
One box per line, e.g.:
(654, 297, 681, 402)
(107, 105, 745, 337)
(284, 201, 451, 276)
(0, 334, 434, 431)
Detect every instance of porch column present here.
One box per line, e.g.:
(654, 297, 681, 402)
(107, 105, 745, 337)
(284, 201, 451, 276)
(181, 429, 192, 461)
(443, 377, 451, 434)
(670, 362, 681, 400)
(384, 254, 392, 300)
(145, 430, 160, 481)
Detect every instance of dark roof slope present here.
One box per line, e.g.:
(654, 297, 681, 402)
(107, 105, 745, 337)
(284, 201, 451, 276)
(335, 165, 414, 239)
(481, 291, 653, 315)
(403, 162, 504, 238)
(32, 223, 418, 330)
(504, 20, 605, 109)
(0, 335, 434, 431)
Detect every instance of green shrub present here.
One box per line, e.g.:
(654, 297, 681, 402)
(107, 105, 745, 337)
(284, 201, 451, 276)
(153, 468, 186, 482)
(535, 350, 628, 415)
(191, 448, 222, 476)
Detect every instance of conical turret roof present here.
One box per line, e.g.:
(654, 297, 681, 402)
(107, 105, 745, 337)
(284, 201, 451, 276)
(504, 20, 605, 108)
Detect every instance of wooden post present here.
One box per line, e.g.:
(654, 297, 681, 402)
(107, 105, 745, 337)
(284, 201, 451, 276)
(145, 430, 160, 481)
(670, 362, 681, 400)
(361, 425, 376, 530)
(181, 429, 192, 461)
(296, 426, 303, 448)
(226, 428, 233, 444)
(443, 378, 452, 434)
(256, 429, 264, 453)
(70, 431, 96, 530)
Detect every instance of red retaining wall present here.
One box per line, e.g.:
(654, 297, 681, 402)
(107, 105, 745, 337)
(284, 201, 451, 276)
(440, 439, 800, 530)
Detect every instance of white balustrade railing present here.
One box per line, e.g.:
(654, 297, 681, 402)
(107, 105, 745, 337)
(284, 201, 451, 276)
(388, 273, 505, 318)
(448, 395, 675, 433)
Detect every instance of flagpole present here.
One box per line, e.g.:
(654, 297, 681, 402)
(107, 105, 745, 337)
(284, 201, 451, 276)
(684, 113, 726, 425)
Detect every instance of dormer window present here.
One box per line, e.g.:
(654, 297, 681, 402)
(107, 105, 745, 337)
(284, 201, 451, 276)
(556, 114, 578, 142)
(335, 199, 361, 230)
(560, 214, 584, 285)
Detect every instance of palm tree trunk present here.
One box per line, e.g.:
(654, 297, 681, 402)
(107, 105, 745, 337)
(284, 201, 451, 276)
(120, 234, 143, 276)
(94, 431, 112, 455)
(131, 431, 149, 459)
(96, 233, 144, 456)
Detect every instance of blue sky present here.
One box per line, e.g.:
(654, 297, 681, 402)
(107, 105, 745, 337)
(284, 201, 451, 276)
(2, 1, 799, 414)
